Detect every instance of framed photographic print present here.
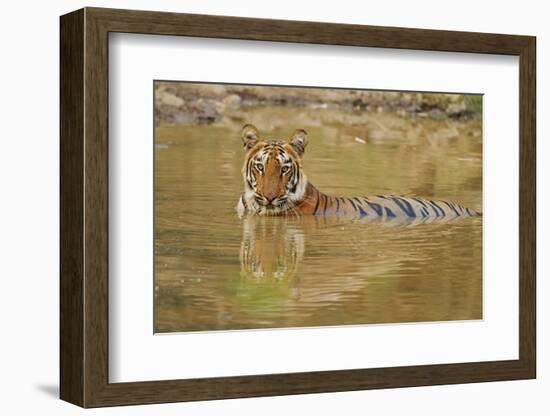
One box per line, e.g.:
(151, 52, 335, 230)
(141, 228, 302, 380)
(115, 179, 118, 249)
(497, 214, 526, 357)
(60, 7, 536, 407)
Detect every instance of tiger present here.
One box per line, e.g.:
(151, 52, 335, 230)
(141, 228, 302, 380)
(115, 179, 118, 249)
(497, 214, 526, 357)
(236, 124, 481, 219)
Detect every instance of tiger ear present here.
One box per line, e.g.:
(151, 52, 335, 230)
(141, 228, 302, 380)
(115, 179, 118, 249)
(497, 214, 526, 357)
(241, 124, 260, 150)
(288, 129, 308, 156)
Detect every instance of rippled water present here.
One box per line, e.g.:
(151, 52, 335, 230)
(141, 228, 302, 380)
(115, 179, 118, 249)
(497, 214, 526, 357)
(154, 109, 482, 333)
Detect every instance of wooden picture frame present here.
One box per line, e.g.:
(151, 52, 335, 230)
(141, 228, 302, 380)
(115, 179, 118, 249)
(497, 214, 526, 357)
(60, 7, 536, 408)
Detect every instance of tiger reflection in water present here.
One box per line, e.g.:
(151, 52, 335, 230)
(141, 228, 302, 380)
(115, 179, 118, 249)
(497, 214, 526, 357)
(239, 216, 305, 286)
(238, 215, 399, 284)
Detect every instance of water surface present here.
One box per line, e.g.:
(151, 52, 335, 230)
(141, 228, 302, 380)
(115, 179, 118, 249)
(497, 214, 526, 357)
(154, 109, 482, 332)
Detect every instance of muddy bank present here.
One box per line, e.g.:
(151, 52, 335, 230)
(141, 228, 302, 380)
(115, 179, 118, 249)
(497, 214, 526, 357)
(155, 81, 482, 127)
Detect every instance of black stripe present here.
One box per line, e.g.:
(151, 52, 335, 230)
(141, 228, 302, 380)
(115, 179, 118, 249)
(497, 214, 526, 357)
(412, 198, 429, 208)
(290, 181, 297, 193)
(347, 198, 358, 211)
(353, 198, 368, 217)
(391, 197, 416, 218)
(443, 200, 461, 216)
(357, 206, 369, 217)
(385, 207, 396, 217)
(289, 165, 299, 193)
(425, 201, 441, 217)
(335, 197, 340, 214)
(429, 200, 446, 217)
(291, 164, 300, 193)
(419, 199, 440, 217)
(413, 198, 438, 218)
(322, 194, 329, 216)
(312, 189, 321, 215)
(247, 158, 256, 186)
(367, 202, 383, 216)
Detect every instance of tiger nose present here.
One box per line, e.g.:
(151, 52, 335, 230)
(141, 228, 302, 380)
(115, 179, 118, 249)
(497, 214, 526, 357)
(265, 196, 276, 204)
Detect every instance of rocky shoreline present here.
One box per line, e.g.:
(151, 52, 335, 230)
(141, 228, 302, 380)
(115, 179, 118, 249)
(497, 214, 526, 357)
(155, 82, 482, 126)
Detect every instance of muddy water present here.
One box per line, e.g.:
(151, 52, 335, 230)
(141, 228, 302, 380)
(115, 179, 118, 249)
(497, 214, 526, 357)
(154, 109, 482, 332)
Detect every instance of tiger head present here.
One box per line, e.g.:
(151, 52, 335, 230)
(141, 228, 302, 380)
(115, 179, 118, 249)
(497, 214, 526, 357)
(240, 124, 308, 215)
